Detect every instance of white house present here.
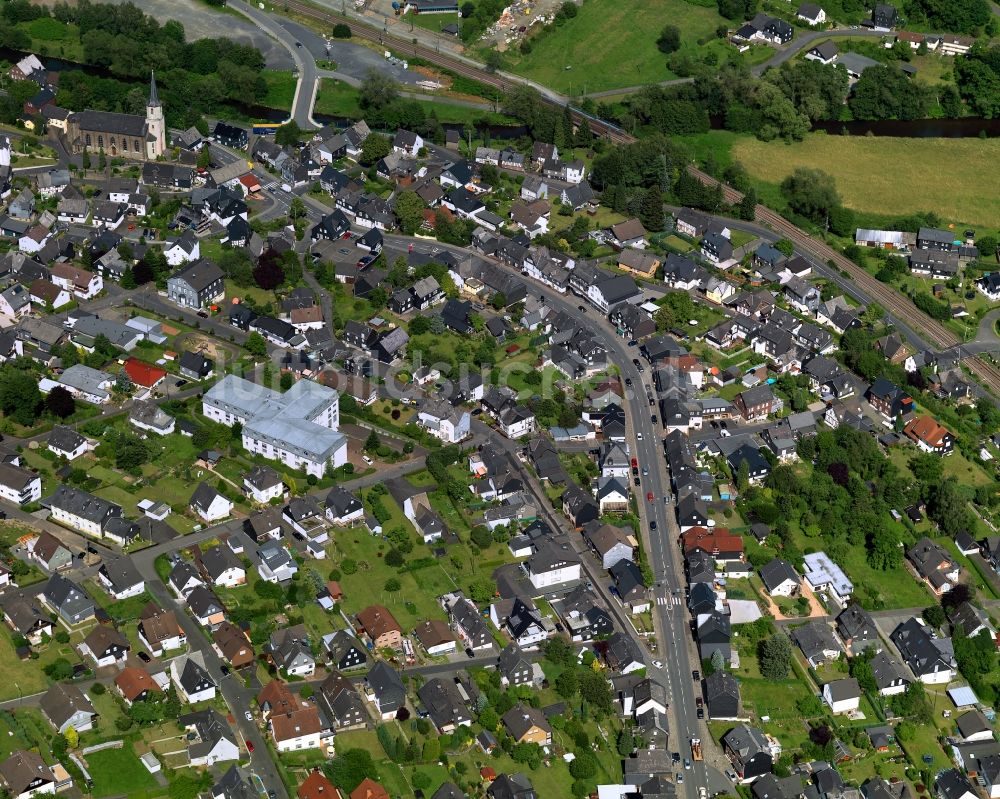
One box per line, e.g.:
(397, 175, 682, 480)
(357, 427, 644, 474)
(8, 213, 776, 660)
(243, 466, 284, 504)
(171, 654, 217, 703)
(796, 3, 826, 24)
(822, 678, 861, 715)
(526, 543, 581, 591)
(759, 559, 800, 598)
(0, 463, 41, 506)
(417, 401, 470, 443)
(190, 483, 233, 523)
(164, 231, 200, 266)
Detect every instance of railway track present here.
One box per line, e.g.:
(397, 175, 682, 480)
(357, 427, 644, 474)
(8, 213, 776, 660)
(688, 167, 1000, 396)
(279, 0, 1000, 395)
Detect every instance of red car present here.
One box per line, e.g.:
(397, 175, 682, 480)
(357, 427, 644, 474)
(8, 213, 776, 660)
(246, 741, 254, 753)
(646, 492, 654, 503)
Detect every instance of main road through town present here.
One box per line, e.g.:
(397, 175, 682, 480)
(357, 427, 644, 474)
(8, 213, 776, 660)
(386, 235, 713, 795)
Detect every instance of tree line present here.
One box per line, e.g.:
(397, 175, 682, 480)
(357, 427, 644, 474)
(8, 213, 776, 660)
(10, 0, 269, 129)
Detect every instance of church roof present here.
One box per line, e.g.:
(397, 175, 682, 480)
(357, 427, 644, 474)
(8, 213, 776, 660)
(70, 110, 148, 138)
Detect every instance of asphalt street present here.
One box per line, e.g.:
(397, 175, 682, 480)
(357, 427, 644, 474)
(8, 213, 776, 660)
(386, 234, 717, 794)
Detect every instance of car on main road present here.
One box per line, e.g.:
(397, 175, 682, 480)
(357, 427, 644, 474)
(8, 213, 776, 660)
(624, 377, 633, 386)
(684, 759, 691, 770)
(646, 492, 654, 502)
(637, 432, 643, 440)
(245, 711, 253, 721)
(246, 741, 254, 753)
(649, 520, 657, 530)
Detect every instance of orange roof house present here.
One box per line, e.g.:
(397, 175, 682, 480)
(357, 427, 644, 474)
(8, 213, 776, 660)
(903, 415, 955, 455)
(297, 770, 338, 799)
(349, 779, 388, 799)
(239, 174, 261, 193)
(123, 357, 167, 388)
(681, 526, 745, 560)
(356, 605, 403, 651)
(114, 666, 161, 704)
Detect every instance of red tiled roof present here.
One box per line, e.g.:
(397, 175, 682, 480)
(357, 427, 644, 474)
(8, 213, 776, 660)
(123, 357, 167, 388)
(904, 415, 951, 447)
(681, 526, 744, 555)
(297, 771, 338, 799)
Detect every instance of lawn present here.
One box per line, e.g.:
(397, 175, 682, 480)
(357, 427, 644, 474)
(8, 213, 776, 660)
(329, 523, 458, 626)
(0, 708, 53, 762)
(261, 70, 298, 113)
(732, 134, 1000, 228)
(402, 10, 459, 34)
(314, 79, 516, 127)
(86, 742, 159, 798)
(0, 628, 49, 701)
(506, 0, 725, 94)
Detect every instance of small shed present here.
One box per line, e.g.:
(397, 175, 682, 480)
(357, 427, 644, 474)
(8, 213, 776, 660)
(140, 752, 161, 773)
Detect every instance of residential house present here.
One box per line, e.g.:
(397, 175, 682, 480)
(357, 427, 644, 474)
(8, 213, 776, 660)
(190, 483, 234, 523)
(907, 537, 960, 594)
(417, 678, 471, 734)
(138, 603, 186, 656)
(502, 703, 551, 745)
(97, 558, 144, 600)
(891, 617, 956, 684)
(357, 605, 403, 651)
(41, 574, 94, 624)
(705, 670, 740, 720)
(364, 661, 405, 719)
(316, 671, 367, 731)
(171, 653, 217, 703)
(723, 724, 774, 781)
(904, 415, 955, 456)
(40, 683, 96, 733)
(823, 678, 861, 714)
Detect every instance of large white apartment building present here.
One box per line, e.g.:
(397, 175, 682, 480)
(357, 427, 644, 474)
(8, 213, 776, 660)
(202, 375, 347, 477)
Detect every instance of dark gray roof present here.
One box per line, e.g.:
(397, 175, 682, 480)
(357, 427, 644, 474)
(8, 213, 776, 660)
(759, 558, 799, 592)
(170, 259, 223, 292)
(70, 109, 148, 137)
(40, 682, 95, 728)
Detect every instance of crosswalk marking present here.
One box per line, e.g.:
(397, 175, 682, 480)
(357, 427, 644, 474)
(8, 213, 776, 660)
(656, 595, 684, 606)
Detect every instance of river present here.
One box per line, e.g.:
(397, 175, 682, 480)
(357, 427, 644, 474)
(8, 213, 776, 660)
(811, 116, 1000, 137)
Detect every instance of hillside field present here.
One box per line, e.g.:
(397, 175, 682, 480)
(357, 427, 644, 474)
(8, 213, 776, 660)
(506, 0, 727, 94)
(733, 133, 1000, 227)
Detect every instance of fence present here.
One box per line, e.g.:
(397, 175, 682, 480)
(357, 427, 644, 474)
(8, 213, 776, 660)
(81, 740, 123, 755)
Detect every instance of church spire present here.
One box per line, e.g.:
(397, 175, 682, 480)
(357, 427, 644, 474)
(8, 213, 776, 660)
(148, 71, 160, 108)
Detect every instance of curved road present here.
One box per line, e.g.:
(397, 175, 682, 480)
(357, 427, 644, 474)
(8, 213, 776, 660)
(585, 27, 887, 98)
(231, 0, 319, 128)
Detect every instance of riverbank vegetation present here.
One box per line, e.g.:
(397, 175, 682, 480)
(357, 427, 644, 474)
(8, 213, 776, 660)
(0, 0, 269, 129)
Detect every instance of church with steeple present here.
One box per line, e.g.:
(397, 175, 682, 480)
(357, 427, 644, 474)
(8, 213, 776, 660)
(66, 72, 167, 161)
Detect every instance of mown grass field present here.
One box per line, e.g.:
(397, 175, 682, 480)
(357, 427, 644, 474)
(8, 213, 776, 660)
(506, 0, 725, 93)
(732, 133, 1000, 227)
(313, 79, 516, 126)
